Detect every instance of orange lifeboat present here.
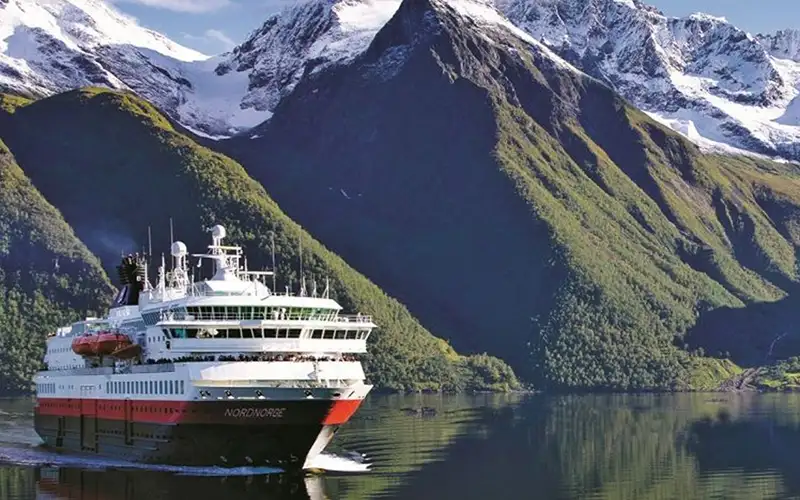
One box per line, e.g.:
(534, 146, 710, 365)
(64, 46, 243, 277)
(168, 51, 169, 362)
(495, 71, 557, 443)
(71, 336, 95, 356)
(94, 332, 132, 356)
(112, 343, 142, 360)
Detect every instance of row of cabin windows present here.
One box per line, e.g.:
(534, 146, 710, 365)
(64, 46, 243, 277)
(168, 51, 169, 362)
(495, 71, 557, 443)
(38, 383, 56, 394)
(142, 310, 181, 327)
(167, 328, 367, 340)
(107, 379, 185, 395)
(311, 330, 366, 340)
(169, 328, 302, 339)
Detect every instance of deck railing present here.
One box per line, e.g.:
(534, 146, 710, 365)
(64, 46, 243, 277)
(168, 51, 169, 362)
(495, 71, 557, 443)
(167, 309, 373, 323)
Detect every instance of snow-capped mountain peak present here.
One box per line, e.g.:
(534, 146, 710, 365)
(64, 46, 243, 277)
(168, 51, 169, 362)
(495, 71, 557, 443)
(0, 0, 207, 61)
(3, 0, 800, 161)
(214, 0, 402, 116)
(499, 0, 800, 161)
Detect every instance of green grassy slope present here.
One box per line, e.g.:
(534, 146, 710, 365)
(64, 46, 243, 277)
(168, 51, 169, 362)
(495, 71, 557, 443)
(0, 137, 113, 393)
(224, 0, 800, 389)
(492, 62, 800, 387)
(2, 87, 518, 392)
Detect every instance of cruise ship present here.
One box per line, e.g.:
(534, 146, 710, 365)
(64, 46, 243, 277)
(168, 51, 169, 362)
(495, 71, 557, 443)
(33, 225, 374, 469)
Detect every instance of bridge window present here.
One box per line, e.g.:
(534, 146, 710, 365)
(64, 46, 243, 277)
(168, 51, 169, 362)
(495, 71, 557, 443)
(311, 329, 323, 339)
(335, 330, 346, 340)
(288, 329, 301, 339)
(264, 328, 277, 338)
(346, 330, 357, 339)
(323, 330, 334, 339)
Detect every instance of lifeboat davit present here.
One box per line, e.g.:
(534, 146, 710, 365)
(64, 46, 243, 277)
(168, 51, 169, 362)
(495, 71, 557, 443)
(71, 336, 95, 356)
(93, 332, 132, 356)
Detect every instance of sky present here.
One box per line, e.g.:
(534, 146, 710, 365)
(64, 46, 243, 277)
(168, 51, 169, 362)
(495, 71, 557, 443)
(110, 0, 800, 56)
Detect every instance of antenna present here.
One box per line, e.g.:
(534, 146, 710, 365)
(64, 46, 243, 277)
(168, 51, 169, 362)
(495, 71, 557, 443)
(299, 234, 305, 297)
(270, 232, 276, 292)
(143, 225, 153, 291)
(169, 218, 175, 272)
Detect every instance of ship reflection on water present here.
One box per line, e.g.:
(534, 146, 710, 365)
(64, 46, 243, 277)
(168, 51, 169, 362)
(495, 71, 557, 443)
(34, 466, 324, 499)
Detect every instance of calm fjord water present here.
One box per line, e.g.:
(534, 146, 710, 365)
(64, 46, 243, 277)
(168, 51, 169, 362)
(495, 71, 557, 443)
(1, 393, 799, 499)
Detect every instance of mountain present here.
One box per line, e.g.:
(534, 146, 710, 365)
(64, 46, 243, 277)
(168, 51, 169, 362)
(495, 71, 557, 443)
(758, 29, 800, 62)
(0, 87, 518, 393)
(498, 0, 800, 161)
(0, 0, 265, 137)
(214, 0, 401, 130)
(0, 106, 114, 393)
(6, 0, 800, 163)
(0, 0, 404, 138)
(225, 0, 800, 389)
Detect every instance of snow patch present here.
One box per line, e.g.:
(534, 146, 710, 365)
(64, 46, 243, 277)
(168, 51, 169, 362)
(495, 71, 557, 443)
(0, 0, 208, 62)
(334, 0, 402, 32)
(440, 0, 580, 72)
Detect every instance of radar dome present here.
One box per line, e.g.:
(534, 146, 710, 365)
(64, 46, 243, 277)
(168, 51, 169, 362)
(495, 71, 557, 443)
(211, 225, 226, 239)
(171, 241, 188, 257)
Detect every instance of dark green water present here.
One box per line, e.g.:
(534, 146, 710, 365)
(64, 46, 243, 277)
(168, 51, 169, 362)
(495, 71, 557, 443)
(2, 393, 800, 499)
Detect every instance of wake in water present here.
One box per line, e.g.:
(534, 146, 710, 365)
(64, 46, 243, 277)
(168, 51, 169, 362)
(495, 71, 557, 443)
(0, 445, 281, 476)
(0, 444, 369, 476)
(306, 451, 371, 472)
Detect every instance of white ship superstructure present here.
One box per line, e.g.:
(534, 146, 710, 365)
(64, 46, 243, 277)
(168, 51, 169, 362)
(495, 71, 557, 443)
(34, 225, 374, 469)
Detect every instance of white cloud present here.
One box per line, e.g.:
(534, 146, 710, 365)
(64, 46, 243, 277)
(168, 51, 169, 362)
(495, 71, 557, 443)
(182, 29, 237, 52)
(112, 0, 232, 13)
(204, 29, 236, 51)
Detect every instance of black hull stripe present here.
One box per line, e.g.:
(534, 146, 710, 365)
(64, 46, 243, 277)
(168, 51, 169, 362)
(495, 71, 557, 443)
(34, 413, 340, 468)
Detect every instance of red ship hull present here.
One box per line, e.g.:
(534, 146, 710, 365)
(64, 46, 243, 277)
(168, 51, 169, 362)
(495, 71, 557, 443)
(34, 397, 362, 468)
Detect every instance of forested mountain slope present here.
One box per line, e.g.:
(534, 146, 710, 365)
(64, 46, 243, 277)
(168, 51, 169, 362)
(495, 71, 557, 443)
(0, 87, 517, 392)
(0, 131, 113, 393)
